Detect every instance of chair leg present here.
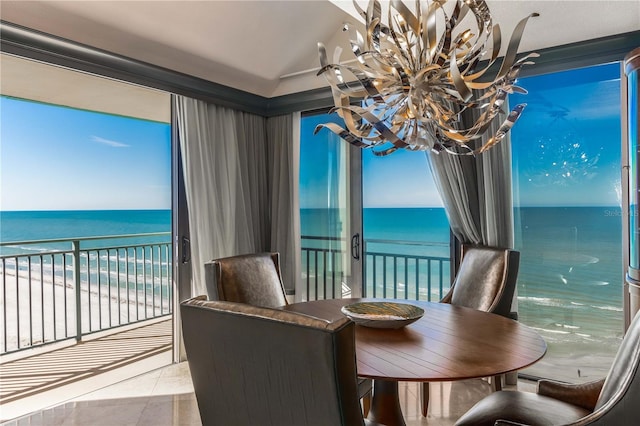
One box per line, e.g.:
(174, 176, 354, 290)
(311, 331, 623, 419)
(362, 391, 371, 417)
(491, 374, 503, 391)
(420, 382, 429, 417)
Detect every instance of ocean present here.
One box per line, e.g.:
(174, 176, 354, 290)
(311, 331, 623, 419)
(1, 207, 624, 379)
(0, 210, 171, 245)
(0, 209, 172, 258)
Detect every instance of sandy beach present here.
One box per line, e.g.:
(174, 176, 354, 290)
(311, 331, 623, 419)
(1, 268, 171, 352)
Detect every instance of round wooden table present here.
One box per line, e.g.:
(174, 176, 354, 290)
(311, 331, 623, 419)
(283, 298, 547, 426)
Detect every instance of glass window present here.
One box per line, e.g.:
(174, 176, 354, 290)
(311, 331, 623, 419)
(510, 63, 623, 381)
(299, 112, 354, 300)
(300, 112, 450, 301)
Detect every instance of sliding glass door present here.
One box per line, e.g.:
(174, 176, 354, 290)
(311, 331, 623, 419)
(299, 112, 362, 300)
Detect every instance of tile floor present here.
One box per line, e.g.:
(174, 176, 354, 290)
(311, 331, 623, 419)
(3, 361, 537, 425)
(0, 319, 173, 423)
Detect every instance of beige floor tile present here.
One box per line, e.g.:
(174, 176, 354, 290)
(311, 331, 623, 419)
(7, 361, 540, 426)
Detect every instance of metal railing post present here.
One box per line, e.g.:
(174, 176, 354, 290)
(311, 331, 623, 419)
(73, 240, 82, 342)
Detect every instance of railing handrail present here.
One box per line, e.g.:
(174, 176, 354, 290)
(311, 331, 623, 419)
(365, 238, 449, 247)
(301, 235, 345, 242)
(365, 251, 449, 261)
(0, 232, 171, 247)
(301, 235, 449, 248)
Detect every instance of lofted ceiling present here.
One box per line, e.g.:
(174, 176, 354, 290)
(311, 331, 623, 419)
(1, 0, 639, 100)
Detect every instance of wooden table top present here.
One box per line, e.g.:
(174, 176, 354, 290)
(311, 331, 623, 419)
(283, 298, 547, 382)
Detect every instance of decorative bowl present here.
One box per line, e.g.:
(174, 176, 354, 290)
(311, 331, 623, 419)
(341, 302, 424, 329)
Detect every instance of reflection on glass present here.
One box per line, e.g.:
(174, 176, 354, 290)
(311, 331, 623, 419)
(511, 63, 623, 382)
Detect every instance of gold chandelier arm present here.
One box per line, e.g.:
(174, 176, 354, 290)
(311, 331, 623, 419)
(391, 0, 421, 36)
(314, 122, 371, 148)
(351, 0, 367, 20)
(495, 13, 540, 81)
(475, 103, 526, 154)
(421, 2, 439, 64)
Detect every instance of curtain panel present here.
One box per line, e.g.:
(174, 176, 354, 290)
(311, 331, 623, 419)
(427, 122, 515, 249)
(266, 113, 301, 293)
(174, 96, 300, 296)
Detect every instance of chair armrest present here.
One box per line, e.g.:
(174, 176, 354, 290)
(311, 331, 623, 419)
(536, 378, 605, 411)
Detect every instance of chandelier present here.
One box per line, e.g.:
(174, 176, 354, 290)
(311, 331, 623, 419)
(316, 0, 539, 156)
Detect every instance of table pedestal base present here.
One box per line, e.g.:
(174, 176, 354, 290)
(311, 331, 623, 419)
(367, 379, 405, 426)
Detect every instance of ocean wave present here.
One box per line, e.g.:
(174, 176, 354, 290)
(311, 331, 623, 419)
(2, 245, 53, 253)
(554, 323, 580, 329)
(590, 305, 623, 312)
(517, 296, 565, 307)
(518, 297, 620, 314)
(531, 326, 570, 335)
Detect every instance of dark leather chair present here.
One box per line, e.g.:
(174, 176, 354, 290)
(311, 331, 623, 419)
(180, 296, 370, 426)
(455, 310, 640, 426)
(204, 252, 288, 308)
(204, 252, 372, 412)
(422, 244, 520, 416)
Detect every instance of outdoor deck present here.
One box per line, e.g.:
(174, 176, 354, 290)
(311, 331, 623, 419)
(0, 318, 172, 422)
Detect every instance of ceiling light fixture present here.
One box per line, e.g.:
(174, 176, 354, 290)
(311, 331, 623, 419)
(316, 0, 538, 156)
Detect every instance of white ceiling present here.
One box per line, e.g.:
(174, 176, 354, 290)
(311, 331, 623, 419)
(1, 0, 639, 99)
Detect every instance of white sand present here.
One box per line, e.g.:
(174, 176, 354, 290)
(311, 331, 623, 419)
(1, 269, 170, 352)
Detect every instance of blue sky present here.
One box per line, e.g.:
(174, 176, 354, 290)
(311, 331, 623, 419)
(2, 60, 622, 212)
(510, 62, 621, 207)
(0, 97, 171, 211)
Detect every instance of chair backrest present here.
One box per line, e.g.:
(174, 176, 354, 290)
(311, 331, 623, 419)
(443, 244, 520, 317)
(180, 296, 364, 426)
(204, 252, 287, 308)
(589, 310, 640, 422)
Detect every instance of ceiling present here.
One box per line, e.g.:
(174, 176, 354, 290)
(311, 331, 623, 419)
(1, 0, 639, 100)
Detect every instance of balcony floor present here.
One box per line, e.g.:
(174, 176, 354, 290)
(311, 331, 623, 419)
(0, 317, 173, 422)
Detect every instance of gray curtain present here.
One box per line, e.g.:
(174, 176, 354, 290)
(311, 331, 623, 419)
(266, 113, 301, 293)
(427, 122, 514, 249)
(174, 96, 300, 296)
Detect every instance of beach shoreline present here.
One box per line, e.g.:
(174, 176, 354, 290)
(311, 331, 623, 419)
(0, 271, 170, 352)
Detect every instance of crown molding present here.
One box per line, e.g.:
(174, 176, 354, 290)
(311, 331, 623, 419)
(0, 21, 269, 116)
(2, 21, 639, 117)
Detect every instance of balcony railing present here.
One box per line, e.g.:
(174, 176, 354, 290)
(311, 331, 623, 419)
(0, 233, 172, 355)
(301, 235, 451, 301)
(3, 232, 443, 353)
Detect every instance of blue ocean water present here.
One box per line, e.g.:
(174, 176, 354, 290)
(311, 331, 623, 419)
(3, 208, 624, 357)
(0, 210, 172, 291)
(302, 206, 624, 354)
(0, 210, 171, 242)
(0, 210, 171, 254)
